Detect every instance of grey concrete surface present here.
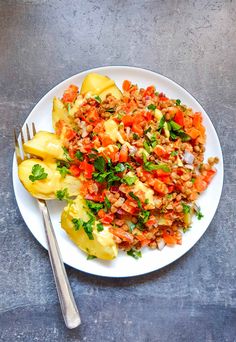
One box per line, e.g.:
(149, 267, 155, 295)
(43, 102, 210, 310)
(0, 0, 236, 341)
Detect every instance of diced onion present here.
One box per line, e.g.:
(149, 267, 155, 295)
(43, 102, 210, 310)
(157, 238, 165, 250)
(183, 150, 194, 164)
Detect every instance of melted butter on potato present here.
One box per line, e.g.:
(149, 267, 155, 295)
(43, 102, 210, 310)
(23, 131, 65, 160)
(61, 195, 118, 260)
(80, 73, 122, 100)
(18, 158, 81, 200)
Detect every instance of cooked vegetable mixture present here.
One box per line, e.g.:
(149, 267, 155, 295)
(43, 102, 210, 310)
(18, 74, 218, 260)
(55, 78, 218, 254)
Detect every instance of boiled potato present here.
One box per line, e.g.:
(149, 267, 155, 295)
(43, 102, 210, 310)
(52, 97, 69, 130)
(18, 158, 82, 200)
(80, 73, 122, 100)
(23, 131, 65, 160)
(61, 195, 118, 260)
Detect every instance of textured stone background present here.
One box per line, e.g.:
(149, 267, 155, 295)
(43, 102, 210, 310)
(0, 1, 236, 341)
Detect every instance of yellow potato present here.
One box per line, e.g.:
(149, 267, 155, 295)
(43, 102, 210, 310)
(52, 97, 69, 130)
(18, 158, 82, 200)
(80, 73, 122, 100)
(61, 195, 118, 260)
(23, 131, 65, 160)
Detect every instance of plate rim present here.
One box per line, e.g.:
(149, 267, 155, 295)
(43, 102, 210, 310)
(12, 65, 224, 277)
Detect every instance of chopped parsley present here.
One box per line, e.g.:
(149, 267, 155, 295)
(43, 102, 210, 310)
(143, 162, 170, 173)
(62, 147, 72, 162)
(56, 188, 70, 201)
(170, 150, 178, 157)
(127, 248, 142, 260)
(75, 150, 84, 161)
(122, 175, 137, 185)
(29, 164, 48, 182)
(195, 207, 204, 220)
(56, 161, 70, 178)
(182, 203, 191, 214)
(158, 116, 166, 132)
(133, 133, 139, 140)
(176, 99, 181, 106)
(86, 200, 104, 214)
(143, 141, 151, 153)
(72, 213, 95, 240)
(94, 156, 106, 172)
(87, 255, 97, 260)
(191, 178, 196, 183)
(129, 191, 142, 209)
(137, 210, 150, 227)
(104, 196, 111, 211)
(167, 120, 191, 142)
(147, 104, 156, 111)
(97, 223, 104, 232)
(94, 95, 102, 103)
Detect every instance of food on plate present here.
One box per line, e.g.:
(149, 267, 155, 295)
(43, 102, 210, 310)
(18, 73, 219, 259)
(61, 195, 118, 260)
(80, 73, 122, 100)
(18, 159, 82, 199)
(23, 131, 65, 160)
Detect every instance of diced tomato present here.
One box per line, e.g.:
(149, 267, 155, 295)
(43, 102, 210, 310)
(144, 86, 155, 97)
(65, 128, 77, 141)
(100, 213, 114, 225)
(168, 185, 174, 193)
(194, 176, 208, 192)
(186, 127, 200, 140)
(101, 135, 114, 147)
(80, 161, 94, 179)
(132, 123, 143, 136)
(122, 200, 139, 214)
(193, 112, 203, 128)
(153, 145, 168, 158)
(144, 111, 153, 122)
(100, 145, 119, 163)
(69, 165, 81, 177)
(85, 193, 105, 202)
(153, 179, 168, 195)
(163, 233, 176, 245)
(84, 108, 99, 124)
(62, 84, 78, 103)
(109, 228, 134, 243)
(154, 169, 170, 177)
(203, 169, 216, 184)
(158, 93, 169, 101)
(174, 110, 184, 126)
(122, 115, 133, 127)
(119, 145, 128, 162)
(135, 233, 150, 247)
(122, 80, 131, 92)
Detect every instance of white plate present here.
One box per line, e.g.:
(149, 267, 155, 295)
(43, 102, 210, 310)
(12, 66, 224, 277)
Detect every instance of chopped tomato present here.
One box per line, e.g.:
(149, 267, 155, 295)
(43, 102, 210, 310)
(69, 165, 81, 177)
(101, 135, 114, 147)
(122, 80, 131, 92)
(163, 233, 176, 245)
(144, 111, 153, 122)
(158, 93, 169, 101)
(80, 161, 94, 179)
(153, 145, 168, 158)
(84, 108, 99, 124)
(109, 228, 134, 243)
(132, 123, 143, 136)
(62, 85, 78, 103)
(144, 86, 155, 97)
(194, 176, 208, 192)
(119, 145, 128, 162)
(85, 193, 105, 202)
(193, 112, 203, 128)
(174, 110, 184, 126)
(122, 115, 133, 127)
(153, 179, 168, 195)
(65, 128, 77, 141)
(186, 127, 200, 140)
(203, 169, 216, 184)
(100, 213, 114, 225)
(135, 233, 150, 247)
(122, 200, 138, 214)
(100, 145, 119, 163)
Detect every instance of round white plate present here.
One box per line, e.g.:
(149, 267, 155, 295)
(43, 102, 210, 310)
(13, 66, 224, 277)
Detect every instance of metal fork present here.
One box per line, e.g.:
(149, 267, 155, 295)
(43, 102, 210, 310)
(14, 123, 81, 329)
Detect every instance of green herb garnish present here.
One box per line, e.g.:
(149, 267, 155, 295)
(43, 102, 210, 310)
(29, 164, 48, 182)
(182, 203, 191, 214)
(127, 248, 142, 260)
(87, 255, 97, 260)
(62, 147, 72, 162)
(94, 95, 102, 103)
(94, 156, 106, 172)
(176, 99, 181, 106)
(104, 196, 111, 212)
(56, 188, 70, 201)
(97, 223, 104, 232)
(72, 218, 83, 231)
(75, 151, 84, 161)
(147, 104, 156, 111)
(158, 116, 166, 132)
(170, 151, 178, 157)
(86, 200, 104, 214)
(143, 162, 170, 172)
(143, 141, 151, 153)
(122, 175, 137, 185)
(129, 192, 142, 209)
(133, 133, 139, 140)
(195, 207, 204, 220)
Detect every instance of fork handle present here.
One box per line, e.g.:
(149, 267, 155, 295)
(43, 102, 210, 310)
(38, 200, 81, 329)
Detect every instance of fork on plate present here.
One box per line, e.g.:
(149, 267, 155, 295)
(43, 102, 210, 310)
(14, 123, 81, 329)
